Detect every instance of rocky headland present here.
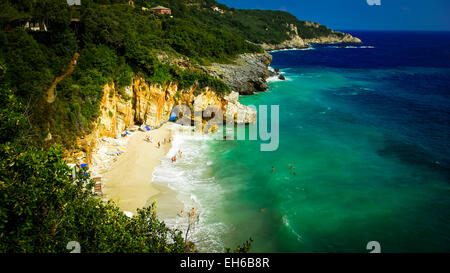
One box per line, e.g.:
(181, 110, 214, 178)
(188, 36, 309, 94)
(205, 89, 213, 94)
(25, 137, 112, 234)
(260, 23, 362, 51)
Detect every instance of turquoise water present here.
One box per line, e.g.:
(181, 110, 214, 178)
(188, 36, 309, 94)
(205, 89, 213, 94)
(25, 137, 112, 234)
(202, 67, 449, 252)
(158, 31, 450, 252)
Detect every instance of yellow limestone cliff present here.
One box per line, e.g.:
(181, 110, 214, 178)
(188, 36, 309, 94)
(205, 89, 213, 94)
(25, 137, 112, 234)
(74, 77, 256, 165)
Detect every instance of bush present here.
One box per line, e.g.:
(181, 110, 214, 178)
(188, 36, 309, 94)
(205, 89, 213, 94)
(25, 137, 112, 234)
(0, 143, 186, 253)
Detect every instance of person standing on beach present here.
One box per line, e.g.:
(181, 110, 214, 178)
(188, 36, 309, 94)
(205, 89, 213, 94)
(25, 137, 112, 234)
(158, 141, 161, 149)
(178, 150, 183, 158)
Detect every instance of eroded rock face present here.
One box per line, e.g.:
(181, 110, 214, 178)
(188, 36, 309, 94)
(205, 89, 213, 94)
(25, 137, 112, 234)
(202, 53, 274, 95)
(72, 78, 258, 163)
(133, 79, 196, 128)
(101, 80, 258, 136)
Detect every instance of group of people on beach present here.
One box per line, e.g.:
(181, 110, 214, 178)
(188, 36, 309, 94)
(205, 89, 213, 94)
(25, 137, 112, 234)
(144, 134, 182, 162)
(144, 135, 173, 150)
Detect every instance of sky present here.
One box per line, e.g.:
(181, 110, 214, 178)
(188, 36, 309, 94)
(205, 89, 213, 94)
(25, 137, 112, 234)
(219, 0, 450, 31)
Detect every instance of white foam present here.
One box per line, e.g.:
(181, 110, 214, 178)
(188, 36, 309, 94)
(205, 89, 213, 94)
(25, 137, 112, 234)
(152, 126, 229, 252)
(267, 75, 288, 83)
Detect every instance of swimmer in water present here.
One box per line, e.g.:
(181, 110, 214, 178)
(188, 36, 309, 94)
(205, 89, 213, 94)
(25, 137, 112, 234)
(272, 167, 274, 173)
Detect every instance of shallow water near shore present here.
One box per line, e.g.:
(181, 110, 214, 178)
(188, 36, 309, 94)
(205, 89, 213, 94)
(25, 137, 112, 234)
(155, 31, 450, 252)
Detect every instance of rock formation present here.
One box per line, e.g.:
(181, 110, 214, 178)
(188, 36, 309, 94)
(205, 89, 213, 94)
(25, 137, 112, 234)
(202, 53, 275, 95)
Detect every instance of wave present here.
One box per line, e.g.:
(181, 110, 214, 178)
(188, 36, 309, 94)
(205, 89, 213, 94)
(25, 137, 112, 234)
(152, 124, 228, 252)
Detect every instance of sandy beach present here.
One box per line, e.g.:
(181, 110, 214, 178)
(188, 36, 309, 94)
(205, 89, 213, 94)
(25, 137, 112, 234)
(103, 123, 180, 214)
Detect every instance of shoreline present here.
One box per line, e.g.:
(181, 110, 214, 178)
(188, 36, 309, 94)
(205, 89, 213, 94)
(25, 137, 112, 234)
(102, 123, 178, 214)
(147, 124, 202, 220)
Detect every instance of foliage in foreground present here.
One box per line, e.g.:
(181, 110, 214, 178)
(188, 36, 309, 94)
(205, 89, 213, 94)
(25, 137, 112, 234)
(0, 143, 186, 253)
(226, 238, 254, 254)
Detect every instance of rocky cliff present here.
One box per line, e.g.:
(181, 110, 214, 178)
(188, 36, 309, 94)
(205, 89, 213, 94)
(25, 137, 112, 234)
(304, 32, 362, 44)
(202, 53, 274, 95)
(260, 23, 362, 51)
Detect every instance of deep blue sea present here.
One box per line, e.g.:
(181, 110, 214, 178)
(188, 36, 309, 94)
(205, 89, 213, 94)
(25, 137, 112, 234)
(156, 31, 450, 252)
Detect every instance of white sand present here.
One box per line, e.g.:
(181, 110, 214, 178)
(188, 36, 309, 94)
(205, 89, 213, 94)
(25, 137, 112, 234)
(103, 123, 175, 213)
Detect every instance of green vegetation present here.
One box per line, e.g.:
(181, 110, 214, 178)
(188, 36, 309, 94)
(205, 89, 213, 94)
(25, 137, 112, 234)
(0, 0, 338, 253)
(0, 86, 187, 252)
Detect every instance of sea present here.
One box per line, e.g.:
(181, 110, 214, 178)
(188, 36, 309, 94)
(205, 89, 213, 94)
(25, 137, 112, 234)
(153, 31, 450, 253)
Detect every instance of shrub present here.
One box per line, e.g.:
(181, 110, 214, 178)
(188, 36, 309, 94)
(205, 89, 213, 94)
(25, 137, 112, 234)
(0, 143, 186, 253)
